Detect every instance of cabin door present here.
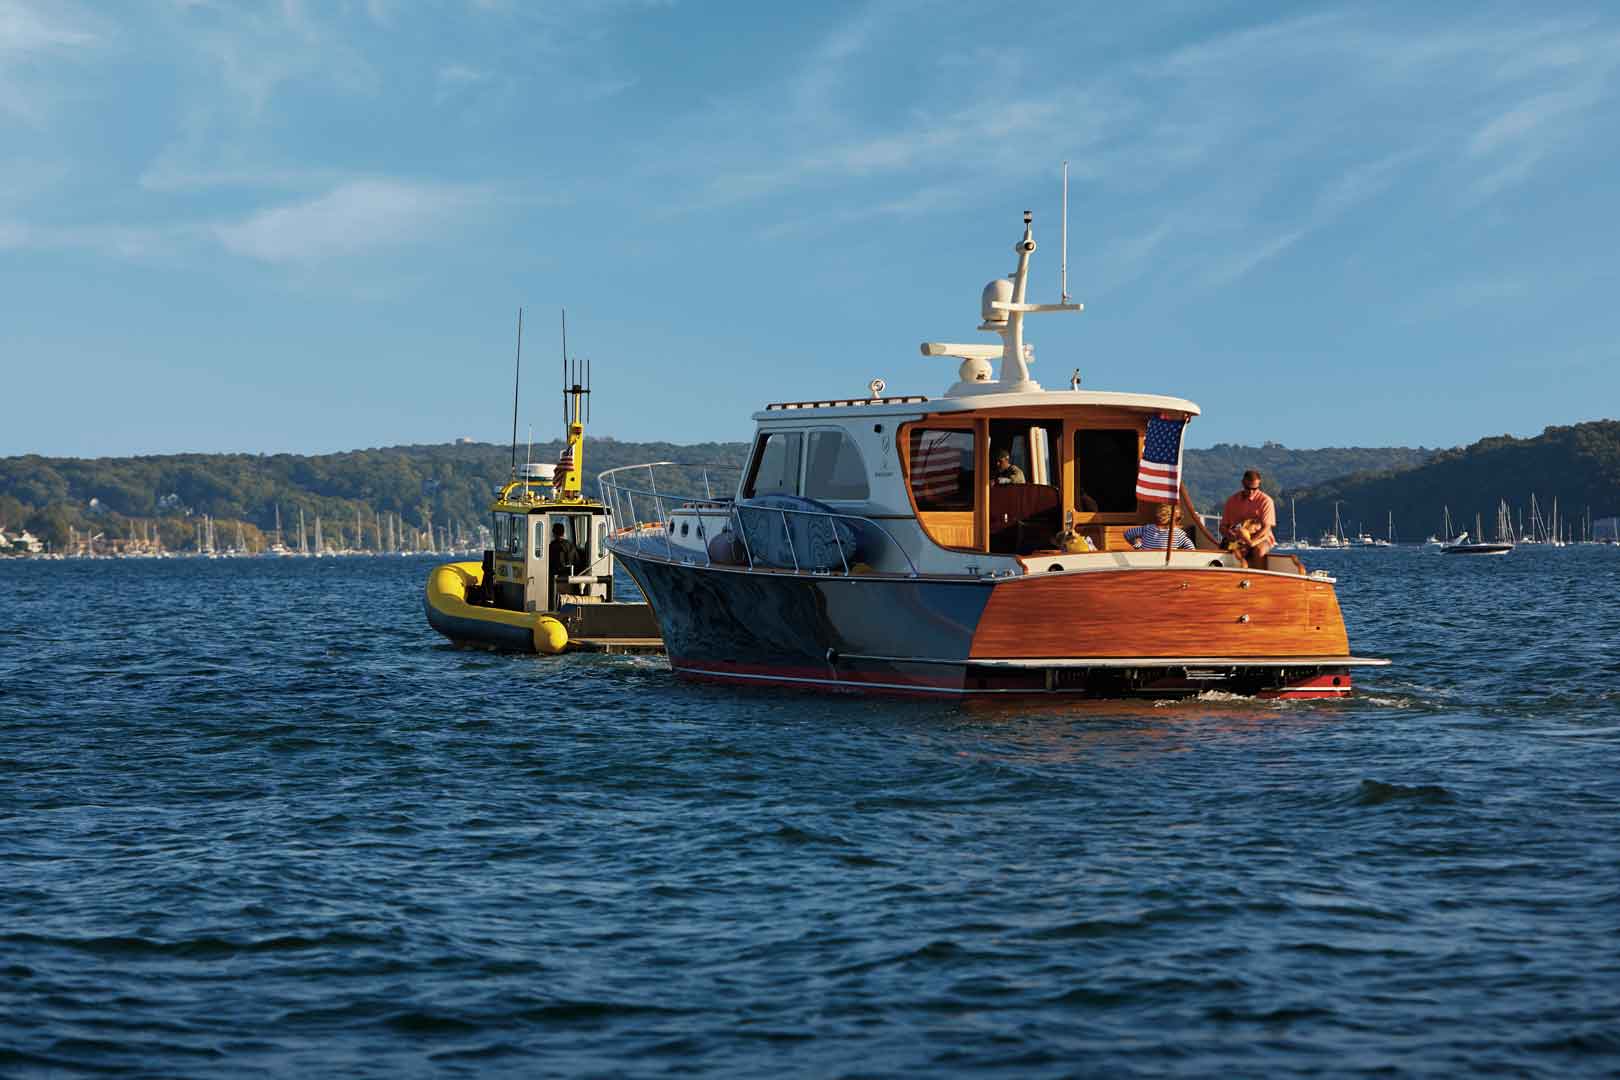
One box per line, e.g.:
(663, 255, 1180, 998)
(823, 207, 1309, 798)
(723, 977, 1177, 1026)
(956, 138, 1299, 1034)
(540, 514, 593, 610)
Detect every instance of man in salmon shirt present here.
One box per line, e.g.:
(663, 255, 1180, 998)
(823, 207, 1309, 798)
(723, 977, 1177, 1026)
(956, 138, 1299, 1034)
(1220, 469, 1276, 567)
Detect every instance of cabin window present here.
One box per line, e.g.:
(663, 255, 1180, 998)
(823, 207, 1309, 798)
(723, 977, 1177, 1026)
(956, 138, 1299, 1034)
(803, 430, 869, 501)
(744, 431, 803, 497)
(1074, 428, 1141, 513)
(504, 513, 524, 556)
(988, 420, 1061, 488)
(493, 514, 507, 552)
(538, 515, 591, 567)
(907, 428, 975, 511)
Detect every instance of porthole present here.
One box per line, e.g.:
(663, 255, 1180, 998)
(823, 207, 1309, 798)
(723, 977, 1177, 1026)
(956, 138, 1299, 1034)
(680, 522, 690, 537)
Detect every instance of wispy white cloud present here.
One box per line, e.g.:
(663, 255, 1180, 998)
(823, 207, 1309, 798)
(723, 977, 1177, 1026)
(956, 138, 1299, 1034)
(1204, 229, 1305, 289)
(138, 162, 346, 194)
(0, 0, 99, 125)
(754, 185, 971, 242)
(0, 218, 190, 259)
(1398, 274, 1530, 326)
(0, 0, 95, 52)
(212, 179, 485, 263)
(1469, 87, 1600, 158)
(434, 62, 489, 105)
(639, 7, 1620, 294)
(182, 4, 378, 117)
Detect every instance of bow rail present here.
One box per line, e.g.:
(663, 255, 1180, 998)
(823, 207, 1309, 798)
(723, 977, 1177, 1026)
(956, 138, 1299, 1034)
(598, 461, 920, 577)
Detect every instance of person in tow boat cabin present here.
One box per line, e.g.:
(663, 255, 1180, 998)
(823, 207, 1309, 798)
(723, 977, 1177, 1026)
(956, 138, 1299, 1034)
(991, 448, 1026, 485)
(1126, 503, 1194, 550)
(549, 522, 583, 578)
(1221, 469, 1277, 566)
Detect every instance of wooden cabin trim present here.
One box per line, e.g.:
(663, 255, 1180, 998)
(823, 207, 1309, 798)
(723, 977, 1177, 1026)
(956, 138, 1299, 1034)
(897, 418, 985, 554)
(897, 405, 1222, 558)
(973, 417, 989, 551)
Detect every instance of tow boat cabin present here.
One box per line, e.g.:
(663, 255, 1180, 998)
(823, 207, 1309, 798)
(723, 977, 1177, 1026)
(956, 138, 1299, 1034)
(487, 465, 616, 612)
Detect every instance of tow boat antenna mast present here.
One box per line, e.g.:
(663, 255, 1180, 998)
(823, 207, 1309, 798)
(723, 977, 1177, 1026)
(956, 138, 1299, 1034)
(557, 309, 590, 501)
(509, 307, 523, 480)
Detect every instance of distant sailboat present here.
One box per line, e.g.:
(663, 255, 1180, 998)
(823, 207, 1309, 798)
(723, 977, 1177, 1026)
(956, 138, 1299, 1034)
(1275, 497, 1314, 552)
(1318, 501, 1348, 548)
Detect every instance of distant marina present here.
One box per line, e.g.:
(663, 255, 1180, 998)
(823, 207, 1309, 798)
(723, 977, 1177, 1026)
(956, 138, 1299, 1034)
(1, 506, 488, 560)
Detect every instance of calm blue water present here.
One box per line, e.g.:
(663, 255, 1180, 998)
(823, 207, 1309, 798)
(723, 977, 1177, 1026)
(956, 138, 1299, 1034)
(3, 549, 1619, 1077)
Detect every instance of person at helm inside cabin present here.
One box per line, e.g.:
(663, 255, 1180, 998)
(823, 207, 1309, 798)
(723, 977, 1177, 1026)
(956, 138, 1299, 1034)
(1220, 469, 1277, 566)
(992, 448, 1026, 485)
(548, 522, 583, 578)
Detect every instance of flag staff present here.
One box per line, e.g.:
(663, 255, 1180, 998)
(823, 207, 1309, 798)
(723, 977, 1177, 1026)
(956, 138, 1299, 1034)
(1165, 416, 1185, 568)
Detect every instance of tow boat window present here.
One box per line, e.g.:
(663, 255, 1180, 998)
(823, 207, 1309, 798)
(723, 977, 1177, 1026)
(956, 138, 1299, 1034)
(804, 430, 869, 501)
(744, 431, 803, 497)
(504, 513, 524, 556)
(908, 428, 975, 511)
(1075, 428, 1141, 513)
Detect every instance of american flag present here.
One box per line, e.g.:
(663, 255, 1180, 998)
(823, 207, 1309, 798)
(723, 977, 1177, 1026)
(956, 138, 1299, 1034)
(556, 443, 575, 471)
(1135, 414, 1185, 503)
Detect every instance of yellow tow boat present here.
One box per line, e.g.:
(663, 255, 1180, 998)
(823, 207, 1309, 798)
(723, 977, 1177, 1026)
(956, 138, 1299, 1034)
(424, 332, 662, 655)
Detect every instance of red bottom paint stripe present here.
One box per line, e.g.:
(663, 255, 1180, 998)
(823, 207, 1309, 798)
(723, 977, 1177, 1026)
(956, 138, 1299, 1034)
(672, 658, 1357, 698)
(670, 657, 968, 694)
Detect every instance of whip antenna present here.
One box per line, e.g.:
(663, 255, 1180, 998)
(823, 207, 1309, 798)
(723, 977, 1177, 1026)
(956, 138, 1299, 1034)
(1060, 160, 1070, 304)
(510, 307, 523, 477)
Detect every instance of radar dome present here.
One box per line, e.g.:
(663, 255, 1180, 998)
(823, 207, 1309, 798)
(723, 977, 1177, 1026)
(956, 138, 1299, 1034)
(981, 277, 1013, 324)
(959, 357, 993, 383)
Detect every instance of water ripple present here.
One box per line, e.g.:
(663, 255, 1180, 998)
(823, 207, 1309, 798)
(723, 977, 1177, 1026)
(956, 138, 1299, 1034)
(1, 550, 1618, 1076)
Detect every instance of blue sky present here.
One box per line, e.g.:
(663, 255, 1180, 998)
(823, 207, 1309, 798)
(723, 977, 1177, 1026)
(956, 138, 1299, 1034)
(3, 1, 1618, 458)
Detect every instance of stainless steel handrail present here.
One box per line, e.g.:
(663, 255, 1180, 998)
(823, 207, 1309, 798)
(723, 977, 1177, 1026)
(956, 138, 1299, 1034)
(598, 461, 920, 577)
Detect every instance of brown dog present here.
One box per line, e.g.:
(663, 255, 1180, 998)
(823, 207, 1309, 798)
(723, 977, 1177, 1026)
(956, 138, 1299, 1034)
(1225, 518, 1265, 567)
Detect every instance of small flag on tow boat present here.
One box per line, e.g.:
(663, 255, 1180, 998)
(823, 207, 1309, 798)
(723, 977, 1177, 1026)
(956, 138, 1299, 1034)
(556, 444, 575, 471)
(1135, 414, 1185, 503)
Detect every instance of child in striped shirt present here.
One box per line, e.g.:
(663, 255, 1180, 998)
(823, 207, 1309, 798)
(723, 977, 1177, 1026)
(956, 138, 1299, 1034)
(1125, 504, 1195, 550)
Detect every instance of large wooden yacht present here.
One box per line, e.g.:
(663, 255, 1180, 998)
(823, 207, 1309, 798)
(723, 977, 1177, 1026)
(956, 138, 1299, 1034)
(601, 212, 1387, 697)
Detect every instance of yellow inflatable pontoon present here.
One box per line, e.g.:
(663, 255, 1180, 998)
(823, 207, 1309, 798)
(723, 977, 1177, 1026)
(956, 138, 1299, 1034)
(424, 561, 569, 653)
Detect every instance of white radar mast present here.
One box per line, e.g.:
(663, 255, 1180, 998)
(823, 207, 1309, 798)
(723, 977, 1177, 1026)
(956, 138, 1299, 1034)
(921, 205, 1084, 397)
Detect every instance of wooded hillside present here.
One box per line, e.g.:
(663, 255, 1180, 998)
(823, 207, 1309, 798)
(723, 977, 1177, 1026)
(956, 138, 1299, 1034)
(7, 424, 1610, 550)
